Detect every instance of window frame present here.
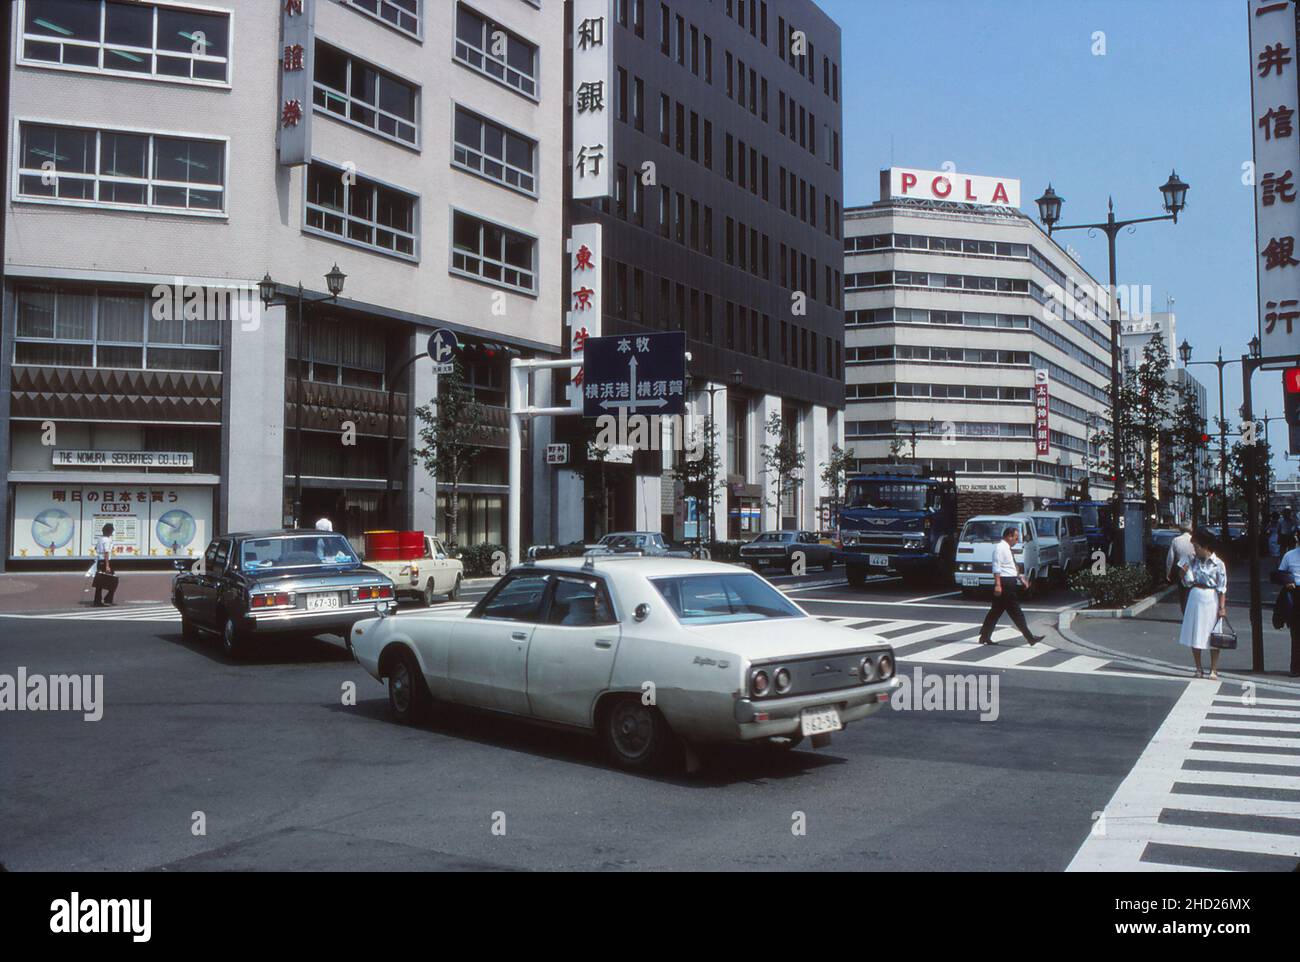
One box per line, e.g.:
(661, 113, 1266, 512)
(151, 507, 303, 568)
(313, 39, 422, 149)
(344, 0, 422, 40)
(450, 102, 538, 198)
(17, 0, 234, 88)
(449, 207, 539, 297)
(303, 158, 421, 262)
(452, 1, 540, 102)
(13, 117, 228, 218)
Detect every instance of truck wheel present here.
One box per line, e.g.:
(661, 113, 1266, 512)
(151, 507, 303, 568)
(846, 565, 866, 588)
(221, 614, 245, 661)
(600, 696, 676, 772)
(447, 575, 462, 602)
(387, 648, 431, 724)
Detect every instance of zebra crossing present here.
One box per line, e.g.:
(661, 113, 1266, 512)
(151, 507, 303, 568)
(1068, 681, 1300, 871)
(816, 615, 1169, 677)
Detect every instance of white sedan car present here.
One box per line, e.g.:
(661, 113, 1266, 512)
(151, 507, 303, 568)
(350, 556, 899, 771)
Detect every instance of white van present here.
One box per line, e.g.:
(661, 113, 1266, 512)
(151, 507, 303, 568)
(954, 515, 1049, 595)
(1025, 511, 1089, 583)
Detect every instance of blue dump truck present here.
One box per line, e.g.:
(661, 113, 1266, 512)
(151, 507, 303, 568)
(836, 465, 1025, 587)
(1043, 499, 1116, 558)
(835, 465, 959, 587)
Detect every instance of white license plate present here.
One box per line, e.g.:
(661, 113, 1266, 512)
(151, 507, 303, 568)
(869, 554, 889, 567)
(800, 705, 842, 737)
(959, 575, 981, 587)
(306, 592, 340, 611)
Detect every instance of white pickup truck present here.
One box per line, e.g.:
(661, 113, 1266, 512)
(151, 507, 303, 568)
(365, 535, 464, 607)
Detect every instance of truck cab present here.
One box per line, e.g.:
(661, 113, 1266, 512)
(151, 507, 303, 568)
(1044, 499, 1116, 559)
(835, 465, 958, 587)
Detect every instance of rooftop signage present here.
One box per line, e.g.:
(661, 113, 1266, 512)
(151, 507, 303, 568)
(881, 167, 1021, 209)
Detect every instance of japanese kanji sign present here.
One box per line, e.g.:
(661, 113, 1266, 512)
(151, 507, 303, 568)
(1251, 0, 1300, 358)
(582, 332, 687, 418)
(571, 0, 614, 199)
(1034, 369, 1051, 456)
(567, 223, 603, 404)
(278, 0, 315, 166)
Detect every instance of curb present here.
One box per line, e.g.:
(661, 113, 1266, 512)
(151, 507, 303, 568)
(1057, 608, 1300, 693)
(1072, 584, 1175, 619)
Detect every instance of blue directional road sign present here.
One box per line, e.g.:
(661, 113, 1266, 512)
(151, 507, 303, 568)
(582, 331, 687, 418)
(428, 328, 458, 374)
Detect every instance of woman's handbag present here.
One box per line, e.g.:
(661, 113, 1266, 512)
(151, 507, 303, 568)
(1210, 615, 1238, 650)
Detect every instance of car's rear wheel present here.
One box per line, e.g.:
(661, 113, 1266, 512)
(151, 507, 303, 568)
(447, 575, 462, 602)
(422, 580, 437, 608)
(601, 696, 675, 771)
(221, 614, 245, 660)
(387, 649, 430, 724)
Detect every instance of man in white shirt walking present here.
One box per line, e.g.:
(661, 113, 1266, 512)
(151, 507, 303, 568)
(1166, 523, 1195, 613)
(978, 526, 1045, 646)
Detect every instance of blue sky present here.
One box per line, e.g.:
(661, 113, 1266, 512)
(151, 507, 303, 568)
(817, 0, 1288, 473)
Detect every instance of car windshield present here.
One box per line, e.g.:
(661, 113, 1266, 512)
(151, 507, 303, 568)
(1033, 517, 1058, 538)
(753, 532, 795, 543)
(962, 521, 1018, 543)
(652, 574, 804, 624)
(239, 534, 359, 570)
(1078, 505, 1100, 528)
(843, 480, 933, 511)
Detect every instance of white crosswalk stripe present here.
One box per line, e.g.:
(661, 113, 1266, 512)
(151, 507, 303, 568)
(1068, 682, 1300, 872)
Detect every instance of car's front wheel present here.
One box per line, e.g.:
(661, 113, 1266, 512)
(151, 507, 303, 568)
(601, 696, 676, 771)
(387, 649, 430, 724)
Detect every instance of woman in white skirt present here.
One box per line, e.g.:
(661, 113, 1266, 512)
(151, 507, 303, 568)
(1176, 529, 1227, 679)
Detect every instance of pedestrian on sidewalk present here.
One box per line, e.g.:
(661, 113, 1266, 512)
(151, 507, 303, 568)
(978, 526, 1045, 647)
(1267, 511, 1282, 559)
(1281, 508, 1296, 552)
(92, 523, 118, 608)
(1165, 522, 1195, 613)
(1275, 537, 1300, 677)
(1176, 529, 1226, 680)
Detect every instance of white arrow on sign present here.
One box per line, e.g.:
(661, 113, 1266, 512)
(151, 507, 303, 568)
(600, 355, 669, 411)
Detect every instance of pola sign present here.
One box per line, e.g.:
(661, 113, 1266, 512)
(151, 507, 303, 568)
(883, 167, 1021, 209)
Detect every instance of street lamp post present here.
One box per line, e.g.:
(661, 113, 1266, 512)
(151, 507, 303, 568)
(690, 370, 742, 551)
(259, 265, 347, 529)
(1179, 338, 1257, 545)
(1035, 171, 1189, 566)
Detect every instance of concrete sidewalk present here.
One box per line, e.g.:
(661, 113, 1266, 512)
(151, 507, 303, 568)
(0, 571, 178, 611)
(1064, 561, 1300, 685)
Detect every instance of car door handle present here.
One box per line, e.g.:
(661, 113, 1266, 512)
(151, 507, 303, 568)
(595, 639, 613, 649)
(512, 631, 528, 641)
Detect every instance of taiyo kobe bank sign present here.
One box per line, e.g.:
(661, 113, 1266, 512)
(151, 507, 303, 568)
(883, 167, 1021, 208)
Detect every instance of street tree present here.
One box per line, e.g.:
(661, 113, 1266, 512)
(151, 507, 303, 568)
(820, 443, 855, 527)
(413, 361, 495, 548)
(673, 417, 722, 549)
(761, 412, 805, 530)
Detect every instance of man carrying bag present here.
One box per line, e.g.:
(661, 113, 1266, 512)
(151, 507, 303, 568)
(93, 523, 118, 607)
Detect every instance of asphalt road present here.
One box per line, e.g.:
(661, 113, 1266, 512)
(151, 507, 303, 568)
(0, 565, 1207, 873)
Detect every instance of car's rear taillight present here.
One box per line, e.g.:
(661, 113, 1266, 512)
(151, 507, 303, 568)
(354, 585, 394, 602)
(750, 669, 771, 697)
(251, 592, 291, 608)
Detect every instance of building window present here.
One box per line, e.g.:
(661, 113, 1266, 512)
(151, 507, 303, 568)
(451, 210, 536, 293)
(659, 94, 670, 145)
(290, 317, 387, 390)
(17, 121, 225, 214)
(454, 3, 537, 99)
(14, 285, 221, 372)
(306, 161, 418, 259)
(347, 0, 421, 38)
(315, 43, 419, 147)
(452, 106, 537, 194)
(20, 0, 231, 85)
(632, 76, 644, 131)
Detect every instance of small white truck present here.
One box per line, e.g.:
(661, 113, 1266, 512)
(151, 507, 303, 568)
(365, 535, 464, 607)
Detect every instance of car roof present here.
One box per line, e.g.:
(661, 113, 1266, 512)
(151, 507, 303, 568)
(221, 529, 339, 540)
(1028, 511, 1080, 519)
(516, 556, 746, 580)
(964, 515, 1030, 523)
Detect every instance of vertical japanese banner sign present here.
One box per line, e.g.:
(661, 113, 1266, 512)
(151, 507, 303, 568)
(571, 0, 614, 200)
(278, 0, 315, 166)
(1251, 0, 1300, 357)
(1035, 369, 1051, 456)
(567, 223, 603, 405)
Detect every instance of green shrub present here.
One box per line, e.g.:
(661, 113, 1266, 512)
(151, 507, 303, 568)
(1067, 564, 1154, 609)
(454, 542, 506, 578)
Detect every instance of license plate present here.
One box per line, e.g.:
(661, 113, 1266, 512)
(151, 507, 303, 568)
(306, 592, 340, 611)
(800, 705, 842, 737)
(959, 575, 981, 587)
(869, 554, 888, 567)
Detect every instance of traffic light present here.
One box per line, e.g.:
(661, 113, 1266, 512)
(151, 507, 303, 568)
(1285, 368, 1300, 456)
